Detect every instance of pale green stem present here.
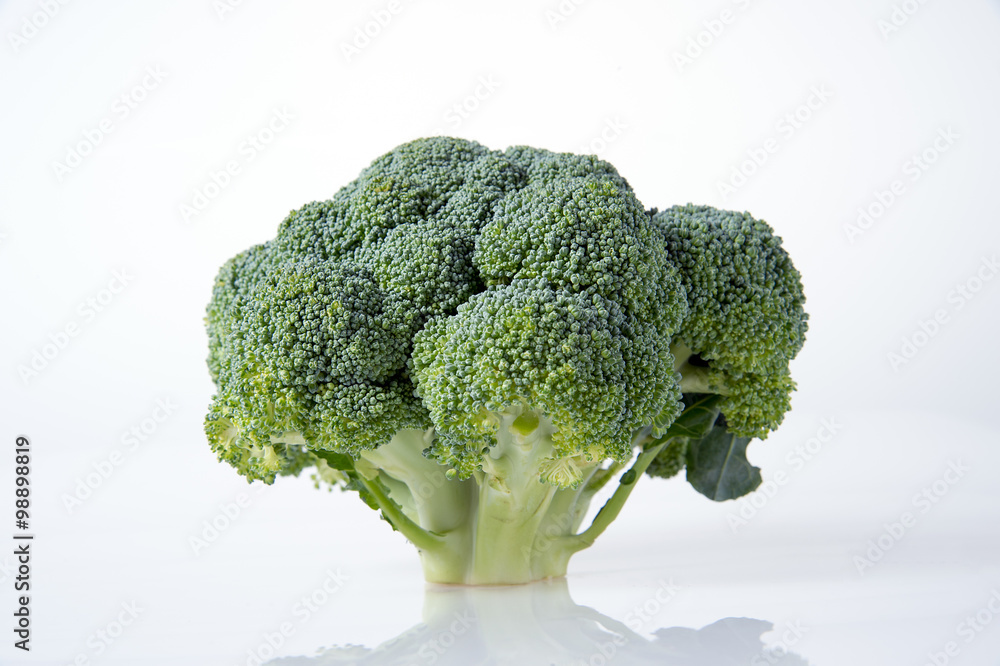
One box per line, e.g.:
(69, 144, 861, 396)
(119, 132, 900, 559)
(358, 475, 444, 552)
(549, 439, 670, 564)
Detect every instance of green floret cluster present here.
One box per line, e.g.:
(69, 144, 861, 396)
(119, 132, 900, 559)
(652, 204, 808, 438)
(203, 137, 808, 584)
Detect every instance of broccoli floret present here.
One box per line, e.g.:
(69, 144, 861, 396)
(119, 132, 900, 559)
(205, 259, 428, 482)
(503, 145, 632, 193)
(203, 138, 808, 584)
(653, 204, 808, 439)
(363, 216, 482, 326)
(412, 280, 667, 473)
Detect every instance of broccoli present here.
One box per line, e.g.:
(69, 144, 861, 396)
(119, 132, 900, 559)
(203, 137, 808, 585)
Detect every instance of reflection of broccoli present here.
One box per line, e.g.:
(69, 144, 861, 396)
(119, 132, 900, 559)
(263, 580, 811, 666)
(203, 137, 808, 584)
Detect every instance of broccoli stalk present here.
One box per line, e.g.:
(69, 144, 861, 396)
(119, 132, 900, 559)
(311, 392, 714, 585)
(338, 413, 680, 585)
(203, 137, 808, 585)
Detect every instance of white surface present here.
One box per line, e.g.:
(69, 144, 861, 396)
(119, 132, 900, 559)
(2, 1, 1000, 664)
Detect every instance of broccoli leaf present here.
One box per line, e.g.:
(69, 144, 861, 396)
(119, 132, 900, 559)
(685, 422, 761, 501)
(313, 450, 356, 472)
(661, 393, 722, 441)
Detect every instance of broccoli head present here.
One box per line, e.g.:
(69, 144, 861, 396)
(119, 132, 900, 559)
(203, 137, 808, 584)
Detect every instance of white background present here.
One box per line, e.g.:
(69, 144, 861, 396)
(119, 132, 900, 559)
(2, 0, 1000, 664)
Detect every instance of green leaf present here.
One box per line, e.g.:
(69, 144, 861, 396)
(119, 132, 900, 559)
(313, 450, 356, 471)
(685, 423, 761, 501)
(344, 476, 380, 510)
(357, 487, 380, 510)
(660, 394, 722, 441)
